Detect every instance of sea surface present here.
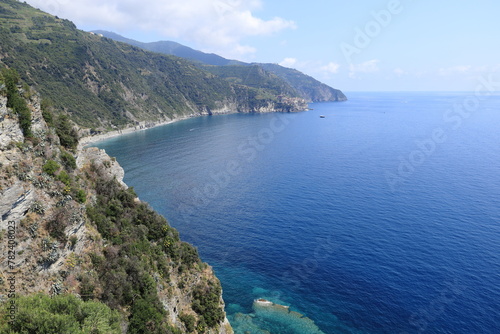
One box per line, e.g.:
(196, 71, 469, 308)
(93, 92, 500, 333)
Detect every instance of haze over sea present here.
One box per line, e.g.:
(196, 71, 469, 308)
(94, 92, 500, 333)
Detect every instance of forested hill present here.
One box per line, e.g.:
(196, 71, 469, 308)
(0, 0, 305, 130)
(93, 30, 347, 103)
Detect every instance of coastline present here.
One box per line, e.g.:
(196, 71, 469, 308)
(77, 114, 196, 151)
(77, 98, 317, 151)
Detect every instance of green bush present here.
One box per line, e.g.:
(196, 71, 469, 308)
(55, 114, 78, 150)
(0, 293, 121, 334)
(180, 313, 197, 333)
(57, 170, 71, 186)
(42, 159, 60, 176)
(60, 150, 77, 169)
(191, 280, 225, 328)
(74, 188, 86, 203)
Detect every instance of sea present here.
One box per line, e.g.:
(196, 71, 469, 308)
(93, 92, 500, 334)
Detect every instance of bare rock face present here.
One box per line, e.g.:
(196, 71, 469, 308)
(0, 96, 24, 151)
(76, 147, 127, 188)
(0, 92, 233, 333)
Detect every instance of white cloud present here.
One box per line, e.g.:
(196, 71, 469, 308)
(438, 65, 471, 76)
(25, 0, 296, 58)
(279, 57, 298, 68)
(394, 68, 406, 77)
(321, 62, 340, 74)
(349, 59, 380, 78)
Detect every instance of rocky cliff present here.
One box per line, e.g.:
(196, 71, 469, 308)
(0, 90, 232, 333)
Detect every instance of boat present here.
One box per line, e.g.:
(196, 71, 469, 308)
(320, 115, 325, 118)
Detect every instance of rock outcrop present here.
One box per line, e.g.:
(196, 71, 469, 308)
(0, 91, 233, 333)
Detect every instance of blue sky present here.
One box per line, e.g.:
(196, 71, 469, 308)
(25, 0, 500, 91)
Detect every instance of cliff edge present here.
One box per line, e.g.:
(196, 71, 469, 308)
(0, 85, 232, 333)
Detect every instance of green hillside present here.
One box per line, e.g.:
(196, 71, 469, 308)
(93, 30, 347, 103)
(202, 64, 299, 100)
(259, 63, 347, 102)
(0, 0, 300, 130)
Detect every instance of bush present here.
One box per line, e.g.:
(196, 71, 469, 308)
(191, 280, 225, 328)
(41, 98, 56, 128)
(57, 170, 71, 186)
(0, 293, 121, 334)
(74, 188, 86, 203)
(55, 114, 79, 150)
(60, 150, 77, 169)
(43, 159, 60, 176)
(128, 296, 165, 334)
(47, 219, 66, 243)
(180, 313, 197, 333)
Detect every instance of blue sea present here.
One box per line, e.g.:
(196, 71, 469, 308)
(93, 92, 500, 334)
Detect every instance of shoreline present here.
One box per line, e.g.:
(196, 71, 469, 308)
(77, 114, 196, 151)
(76, 105, 311, 151)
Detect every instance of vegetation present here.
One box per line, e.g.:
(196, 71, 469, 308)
(60, 150, 77, 170)
(0, 2, 235, 332)
(191, 280, 225, 328)
(0, 67, 32, 138)
(260, 63, 347, 102)
(202, 64, 299, 100)
(82, 163, 222, 332)
(0, 294, 121, 334)
(0, 0, 296, 129)
(42, 160, 60, 176)
(55, 115, 78, 150)
(180, 313, 197, 333)
(96, 30, 347, 102)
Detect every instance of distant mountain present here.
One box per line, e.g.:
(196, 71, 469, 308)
(259, 63, 346, 102)
(93, 30, 347, 102)
(201, 64, 299, 98)
(92, 30, 246, 67)
(0, 1, 307, 130)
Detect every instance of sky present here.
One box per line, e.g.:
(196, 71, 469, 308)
(24, 0, 500, 91)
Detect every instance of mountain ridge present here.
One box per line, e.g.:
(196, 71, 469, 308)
(92, 30, 347, 103)
(0, 0, 308, 131)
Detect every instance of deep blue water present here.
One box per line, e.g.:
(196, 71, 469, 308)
(93, 92, 500, 334)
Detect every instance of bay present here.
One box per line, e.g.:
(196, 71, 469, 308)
(93, 92, 500, 333)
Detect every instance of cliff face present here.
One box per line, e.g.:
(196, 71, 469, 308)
(0, 93, 233, 333)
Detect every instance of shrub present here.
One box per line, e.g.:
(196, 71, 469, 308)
(55, 114, 79, 150)
(69, 235, 78, 248)
(57, 170, 71, 186)
(0, 293, 121, 333)
(60, 150, 77, 169)
(49, 207, 71, 243)
(180, 313, 197, 333)
(43, 159, 60, 176)
(191, 280, 224, 328)
(74, 188, 86, 203)
(128, 296, 166, 334)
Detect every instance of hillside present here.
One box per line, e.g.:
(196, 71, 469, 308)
(0, 69, 232, 333)
(93, 30, 347, 103)
(259, 63, 346, 102)
(92, 30, 246, 67)
(0, 0, 305, 130)
(201, 64, 299, 99)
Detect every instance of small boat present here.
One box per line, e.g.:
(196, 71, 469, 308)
(320, 115, 325, 118)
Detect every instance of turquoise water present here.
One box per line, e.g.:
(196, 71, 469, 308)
(94, 92, 500, 333)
